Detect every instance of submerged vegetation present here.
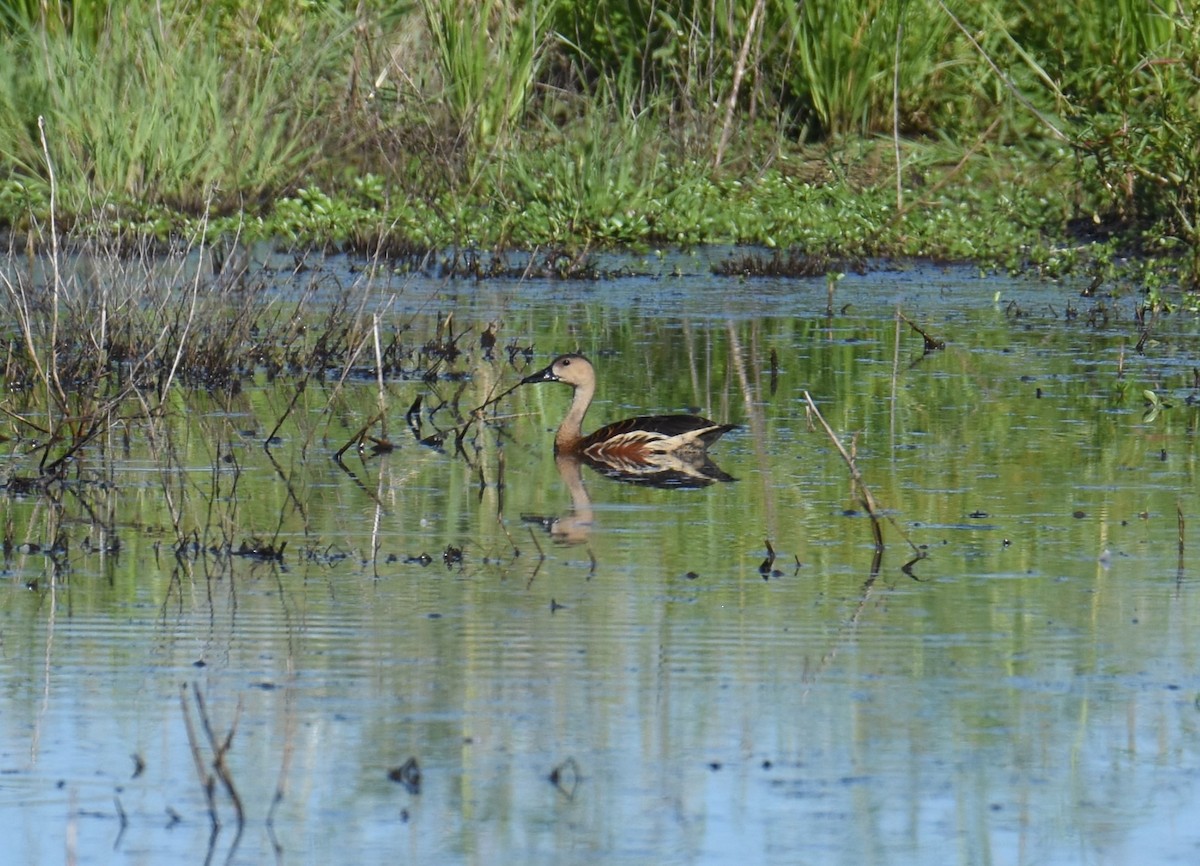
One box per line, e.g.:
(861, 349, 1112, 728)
(0, 0, 1194, 290)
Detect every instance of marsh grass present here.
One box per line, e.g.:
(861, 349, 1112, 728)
(491, 94, 668, 246)
(0, 3, 345, 215)
(785, 0, 957, 137)
(419, 0, 557, 171)
(0, 2, 1199, 286)
(0, 0, 109, 43)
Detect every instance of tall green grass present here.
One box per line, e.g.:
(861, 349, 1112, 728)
(0, 3, 347, 216)
(784, 0, 958, 137)
(0, 1, 1198, 284)
(420, 0, 557, 163)
(0, 0, 110, 42)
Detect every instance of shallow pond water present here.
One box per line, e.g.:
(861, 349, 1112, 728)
(2, 250, 1200, 865)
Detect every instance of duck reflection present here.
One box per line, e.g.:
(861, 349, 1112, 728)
(576, 448, 735, 488)
(525, 449, 735, 545)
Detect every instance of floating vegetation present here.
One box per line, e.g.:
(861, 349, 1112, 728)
(712, 249, 867, 278)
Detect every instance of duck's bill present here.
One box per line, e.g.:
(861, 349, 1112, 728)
(520, 365, 558, 385)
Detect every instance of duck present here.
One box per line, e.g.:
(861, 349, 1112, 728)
(521, 353, 736, 460)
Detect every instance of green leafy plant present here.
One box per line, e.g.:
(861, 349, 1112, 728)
(1142, 388, 1172, 423)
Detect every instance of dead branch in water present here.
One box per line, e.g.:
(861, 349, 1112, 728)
(802, 390, 924, 568)
(335, 410, 385, 462)
(1178, 502, 1187, 589)
(897, 311, 945, 355)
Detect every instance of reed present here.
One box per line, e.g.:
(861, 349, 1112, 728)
(784, 0, 956, 137)
(0, 0, 109, 43)
(419, 0, 556, 163)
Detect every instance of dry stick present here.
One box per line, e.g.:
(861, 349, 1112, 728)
(422, 377, 529, 449)
(264, 377, 308, 450)
(526, 526, 545, 584)
(373, 311, 387, 437)
(262, 446, 309, 543)
(1178, 503, 1187, 589)
(37, 116, 68, 411)
(266, 684, 297, 855)
(801, 572, 879, 693)
(1, 267, 51, 420)
(802, 390, 923, 557)
(488, 432, 521, 560)
(335, 410, 385, 461)
(159, 195, 211, 402)
(713, 0, 767, 168)
(890, 309, 902, 441)
(0, 403, 50, 437)
(898, 311, 945, 353)
(370, 465, 388, 579)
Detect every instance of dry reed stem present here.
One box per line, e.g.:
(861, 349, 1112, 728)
(158, 200, 211, 401)
(714, 0, 767, 168)
(180, 684, 219, 828)
(37, 116, 68, 412)
(195, 687, 245, 828)
(802, 389, 924, 559)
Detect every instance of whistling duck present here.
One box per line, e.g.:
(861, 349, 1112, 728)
(521, 353, 736, 459)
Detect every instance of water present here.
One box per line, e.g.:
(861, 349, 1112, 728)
(2, 250, 1199, 865)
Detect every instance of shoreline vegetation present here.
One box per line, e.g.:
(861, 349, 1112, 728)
(0, 0, 1198, 297)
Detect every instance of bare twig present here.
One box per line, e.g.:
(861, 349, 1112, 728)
(335, 410, 385, 461)
(180, 683, 245, 833)
(158, 195, 211, 403)
(265, 378, 308, 450)
(898, 311, 945, 354)
(714, 0, 767, 167)
(802, 390, 924, 561)
(37, 116, 67, 411)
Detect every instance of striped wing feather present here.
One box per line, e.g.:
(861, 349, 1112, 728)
(579, 414, 734, 459)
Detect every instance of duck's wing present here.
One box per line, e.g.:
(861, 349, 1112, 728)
(580, 415, 735, 455)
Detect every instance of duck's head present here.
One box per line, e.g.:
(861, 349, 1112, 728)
(521, 353, 594, 388)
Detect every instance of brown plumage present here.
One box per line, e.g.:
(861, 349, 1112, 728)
(521, 353, 736, 459)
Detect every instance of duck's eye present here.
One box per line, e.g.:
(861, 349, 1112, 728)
(561, 358, 571, 367)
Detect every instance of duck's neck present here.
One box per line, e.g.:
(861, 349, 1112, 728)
(554, 380, 594, 451)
